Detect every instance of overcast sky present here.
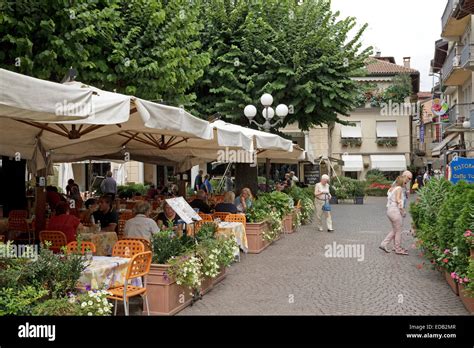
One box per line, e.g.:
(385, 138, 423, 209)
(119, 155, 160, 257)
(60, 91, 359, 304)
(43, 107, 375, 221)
(331, 0, 447, 92)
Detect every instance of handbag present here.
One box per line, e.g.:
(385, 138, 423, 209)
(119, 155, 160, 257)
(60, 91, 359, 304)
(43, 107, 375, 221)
(412, 182, 419, 190)
(322, 199, 331, 212)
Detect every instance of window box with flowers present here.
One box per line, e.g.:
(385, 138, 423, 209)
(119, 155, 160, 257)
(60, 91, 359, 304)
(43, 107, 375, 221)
(376, 138, 397, 147)
(340, 138, 362, 147)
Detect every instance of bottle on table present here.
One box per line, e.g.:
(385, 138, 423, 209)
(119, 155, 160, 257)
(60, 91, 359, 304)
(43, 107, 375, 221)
(97, 220, 101, 233)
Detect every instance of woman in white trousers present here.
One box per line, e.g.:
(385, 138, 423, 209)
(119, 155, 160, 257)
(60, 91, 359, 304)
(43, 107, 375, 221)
(314, 174, 334, 232)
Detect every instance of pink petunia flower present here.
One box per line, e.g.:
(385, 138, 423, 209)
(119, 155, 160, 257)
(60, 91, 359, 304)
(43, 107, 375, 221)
(451, 272, 456, 279)
(442, 258, 449, 263)
(444, 249, 450, 254)
(464, 277, 469, 282)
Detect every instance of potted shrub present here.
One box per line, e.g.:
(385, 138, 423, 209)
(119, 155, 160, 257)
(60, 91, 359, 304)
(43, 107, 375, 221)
(146, 230, 194, 315)
(462, 259, 474, 313)
(329, 185, 338, 204)
(352, 182, 366, 205)
(245, 207, 272, 253)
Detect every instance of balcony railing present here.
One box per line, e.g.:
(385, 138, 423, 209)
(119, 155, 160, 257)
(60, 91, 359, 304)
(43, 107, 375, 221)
(441, 103, 472, 133)
(461, 43, 474, 68)
(441, 45, 464, 81)
(442, 0, 459, 32)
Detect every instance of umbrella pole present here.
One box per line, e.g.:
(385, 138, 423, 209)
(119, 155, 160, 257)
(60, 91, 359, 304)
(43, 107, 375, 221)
(34, 169, 47, 241)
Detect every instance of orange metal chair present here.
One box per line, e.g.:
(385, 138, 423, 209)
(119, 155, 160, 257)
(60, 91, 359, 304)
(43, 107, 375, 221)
(8, 210, 31, 243)
(198, 213, 213, 222)
(107, 251, 152, 316)
(225, 214, 247, 224)
(125, 202, 136, 210)
(112, 239, 145, 258)
(118, 237, 151, 252)
(120, 211, 134, 221)
(65, 241, 97, 255)
(212, 212, 230, 221)
(39, 230, 68, 252)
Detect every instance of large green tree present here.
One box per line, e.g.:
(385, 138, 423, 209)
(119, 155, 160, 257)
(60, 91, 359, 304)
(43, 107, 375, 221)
(193, 0, 372, 130)
(0, 0, 209, 105)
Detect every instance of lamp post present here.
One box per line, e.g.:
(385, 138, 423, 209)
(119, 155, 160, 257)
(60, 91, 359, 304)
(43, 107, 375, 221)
(244, 93, 290, 190)
(244, 93, 289, 132)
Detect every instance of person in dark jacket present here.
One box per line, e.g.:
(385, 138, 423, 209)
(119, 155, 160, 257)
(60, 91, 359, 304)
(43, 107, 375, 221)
(214, 191, 238, 214)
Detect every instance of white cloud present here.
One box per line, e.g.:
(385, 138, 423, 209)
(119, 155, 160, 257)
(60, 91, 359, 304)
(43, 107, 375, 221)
(331, 0, 447, 92)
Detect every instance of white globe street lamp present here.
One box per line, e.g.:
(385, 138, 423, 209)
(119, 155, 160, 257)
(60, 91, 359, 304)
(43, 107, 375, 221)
(244, 93, 288, 132)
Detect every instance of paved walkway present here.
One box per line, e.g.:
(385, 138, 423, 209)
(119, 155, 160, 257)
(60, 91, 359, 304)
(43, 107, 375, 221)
(177, 197, 467, 315)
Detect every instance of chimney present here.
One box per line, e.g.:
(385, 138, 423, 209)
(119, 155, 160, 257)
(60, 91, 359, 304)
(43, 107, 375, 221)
(403, 57, 411, 68)
(375, 51, 381, 57)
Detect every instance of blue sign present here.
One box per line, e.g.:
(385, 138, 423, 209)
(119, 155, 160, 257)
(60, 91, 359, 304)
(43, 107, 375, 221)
(449, 157, 474, 184)
(420, 123, 424, 144)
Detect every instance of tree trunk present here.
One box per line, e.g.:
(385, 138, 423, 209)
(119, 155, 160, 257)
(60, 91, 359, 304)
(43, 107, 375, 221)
(234, 163, 258, 196)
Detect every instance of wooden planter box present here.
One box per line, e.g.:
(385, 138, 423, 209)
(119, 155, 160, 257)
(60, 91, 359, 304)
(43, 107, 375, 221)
(145, 264, 193, 316)
(282, 213, 294, 234)
(145, 264, 227, 315)
(245, 221, 271, 254)
(459, 284, 474, 314)
(445, 271, 459, 296)
(213, 266, 226, 286)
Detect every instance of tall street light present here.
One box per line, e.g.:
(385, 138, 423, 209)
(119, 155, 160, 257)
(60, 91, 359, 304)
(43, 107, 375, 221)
(244, 93, 290, 190)
(244, 93, 289, 132)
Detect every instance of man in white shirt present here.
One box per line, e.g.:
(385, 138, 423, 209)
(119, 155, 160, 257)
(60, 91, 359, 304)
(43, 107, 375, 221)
(124, 201, 160, 242)
(289, 171, 299, 182)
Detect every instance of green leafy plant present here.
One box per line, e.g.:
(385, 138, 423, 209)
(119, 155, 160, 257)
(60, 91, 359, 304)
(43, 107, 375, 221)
(26, 245, 86, 299)
(195, 222, 217, 242)
(151, 229, 188, 264)
(73, 290, 114, 316)
(195, 239, 221, 279)
(215, 235, 238, 268)
(167, 252, 202, 290)
(340, 138, 362, 147)
(31, 297, 80, 316)
(0, 286, 48, 315)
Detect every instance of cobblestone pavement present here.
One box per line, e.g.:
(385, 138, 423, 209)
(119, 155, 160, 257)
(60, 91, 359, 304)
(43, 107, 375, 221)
(126, 196, 467, 315)
(175, 196, 467, 315)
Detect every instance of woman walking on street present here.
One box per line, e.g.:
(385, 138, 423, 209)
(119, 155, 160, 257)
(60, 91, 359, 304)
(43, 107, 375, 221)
(379, 176, 408, 255)
(314, 174, 334, 232)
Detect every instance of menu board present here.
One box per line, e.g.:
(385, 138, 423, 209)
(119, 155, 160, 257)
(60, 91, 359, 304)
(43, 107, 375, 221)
(303, 164, 320, 185)
(165, 197, 202, 224)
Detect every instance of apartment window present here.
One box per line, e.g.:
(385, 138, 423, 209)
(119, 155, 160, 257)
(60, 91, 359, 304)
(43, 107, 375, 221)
(376, 121, 398, 146)
(340, 121, 362, 147)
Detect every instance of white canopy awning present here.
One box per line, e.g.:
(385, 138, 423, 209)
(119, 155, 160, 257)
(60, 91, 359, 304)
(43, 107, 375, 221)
(370, 155, 407, 171)
(340, 122, 362, 138)
(342, 155, 363, 172)
(0, 68, 93, 121)
(376, 121, 398, 137)
(431, 133, 459, 157)
(211, 120, 294, 152)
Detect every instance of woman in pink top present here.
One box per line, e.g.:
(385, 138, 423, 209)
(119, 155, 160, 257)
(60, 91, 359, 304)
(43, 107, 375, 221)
(379, 176, 407, 255)
(48, 201, 82, 243)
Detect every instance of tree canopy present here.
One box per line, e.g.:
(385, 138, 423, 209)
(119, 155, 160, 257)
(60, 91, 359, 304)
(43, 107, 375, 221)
(193, 0, 372, 130)
(0, 0, 371, 129)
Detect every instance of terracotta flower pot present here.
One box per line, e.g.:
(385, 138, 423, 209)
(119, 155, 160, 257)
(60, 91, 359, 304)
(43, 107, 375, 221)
(144, 263, 193, 315)
(458, 284, 474, 314)
(445, 271, 459, 296)
(282, 214, 294, 234)
(245, 221, 271, 254)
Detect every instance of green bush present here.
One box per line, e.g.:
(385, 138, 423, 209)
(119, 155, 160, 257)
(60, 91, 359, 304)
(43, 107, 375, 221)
(195, 222, 217, 242)
(27, 247, 87, 299)
(32, 297, 80, 316)
(117, 183, 149, 199)
(151, 229, 193, 264)
(331, 177, 366, 199)
(0, 286, 48, 315)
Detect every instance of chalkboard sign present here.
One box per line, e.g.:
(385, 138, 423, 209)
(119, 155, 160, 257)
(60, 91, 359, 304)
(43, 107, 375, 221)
(304, 164, 320, 185)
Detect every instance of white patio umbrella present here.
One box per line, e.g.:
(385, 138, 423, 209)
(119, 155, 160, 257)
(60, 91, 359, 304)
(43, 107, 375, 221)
(0, 68, 93, 121)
